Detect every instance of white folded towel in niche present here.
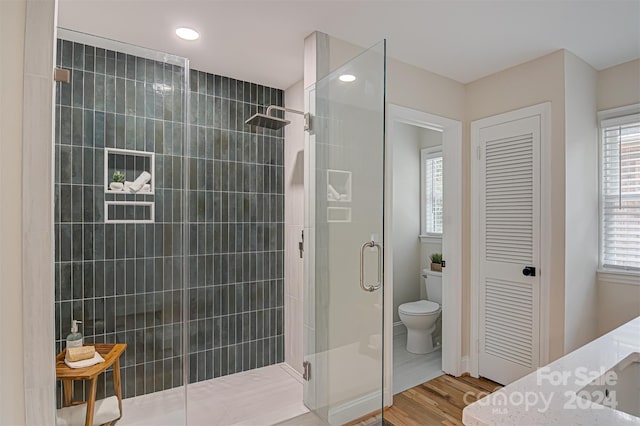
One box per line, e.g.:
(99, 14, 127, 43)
(124, 182, 151, 193)
(64, 352, 105, 369)
(327, 184, 340, 201)
(128, 171, 151, 193)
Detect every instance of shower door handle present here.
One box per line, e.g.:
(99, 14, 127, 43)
(360, 241, 382, 292)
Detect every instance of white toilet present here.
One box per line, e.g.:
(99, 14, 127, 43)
(398, 269, 442, 354)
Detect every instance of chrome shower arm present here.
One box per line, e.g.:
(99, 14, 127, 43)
(265, 105, 304, 116)
(261, 105, 310, 132)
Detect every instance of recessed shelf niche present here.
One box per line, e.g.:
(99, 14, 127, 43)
(105, 201, 155, 224)
(104, 148, 155, 194)
(104, 148, 155, 223)
(327, 207, 352, 223)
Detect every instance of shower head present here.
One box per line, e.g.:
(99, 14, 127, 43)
(245, 105, 304, 130)
(245, 113, 290, 130)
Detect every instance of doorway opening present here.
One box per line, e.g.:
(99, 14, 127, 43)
(391, 122, 444, 393)
(384, 105, 463, 405)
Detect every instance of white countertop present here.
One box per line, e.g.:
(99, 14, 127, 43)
(463, 317, 640, 425)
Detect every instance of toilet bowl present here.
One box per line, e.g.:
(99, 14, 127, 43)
(398, 269, 442, 354)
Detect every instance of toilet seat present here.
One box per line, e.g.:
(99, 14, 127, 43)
(398, 300, 440, 316)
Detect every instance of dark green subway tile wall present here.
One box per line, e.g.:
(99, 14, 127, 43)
(54, 38, 285, 406)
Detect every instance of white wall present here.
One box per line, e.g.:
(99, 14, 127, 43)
(1, 1, 56, 423)
(563, 52, 598, 352)
(391, 123, 422, 323)
(597, 59, 640, 111)
(0, 1, 27, 424)
(327, 36, 466, 121)
(284, 79, 305, 375)
(597, 277, 640, 335)
(595, 59, 640, 336)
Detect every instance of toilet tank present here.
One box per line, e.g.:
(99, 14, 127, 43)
(422, 268, 442, 304)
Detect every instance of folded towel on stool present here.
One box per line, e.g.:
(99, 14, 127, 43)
(65, 346, 95, 362)
(56, 395, 120, 426)
(64, 352, 105, 369)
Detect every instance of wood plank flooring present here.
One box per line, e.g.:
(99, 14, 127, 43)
(347, 374, 501, 426)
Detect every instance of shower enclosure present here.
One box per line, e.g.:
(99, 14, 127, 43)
(53, 28, 386, 425)
(54, 28, 286, 424)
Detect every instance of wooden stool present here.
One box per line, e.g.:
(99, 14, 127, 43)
(55, 343, 127, 426)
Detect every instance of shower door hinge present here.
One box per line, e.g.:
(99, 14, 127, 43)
(303, 361, 311, 381)
(299, 230, 304, 259)
(304, 113, 312, 132)
(441, 260, 446, 268)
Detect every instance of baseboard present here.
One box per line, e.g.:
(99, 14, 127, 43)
(460, 356, 470, 376)
(393, 321, 406, 336)
(328, 391, 382, 425)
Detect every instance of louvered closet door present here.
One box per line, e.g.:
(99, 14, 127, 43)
(478, 116, 540, 385)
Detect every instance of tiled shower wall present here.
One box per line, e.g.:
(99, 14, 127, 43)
(185, 69, 285, 383)
(54, 38, 284, 404)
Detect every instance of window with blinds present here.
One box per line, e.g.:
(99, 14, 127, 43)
(421, 148, 443, 235)
(600, 112, 640, 271)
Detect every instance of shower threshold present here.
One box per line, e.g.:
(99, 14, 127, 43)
(119, 363, 308, 425)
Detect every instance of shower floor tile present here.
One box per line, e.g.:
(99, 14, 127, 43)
(119, 363, 308, 425)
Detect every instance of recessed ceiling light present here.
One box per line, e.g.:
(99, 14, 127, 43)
(175, 27, 199, 41)
(339, 74, 356, 82)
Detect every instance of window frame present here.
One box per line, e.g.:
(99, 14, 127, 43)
(598, 104, 640, 275)
(420, 147, 443, 242)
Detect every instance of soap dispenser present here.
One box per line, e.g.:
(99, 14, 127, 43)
(66, 320, 83, 349)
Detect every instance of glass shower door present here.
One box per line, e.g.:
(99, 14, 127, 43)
(304, 40, 386, 425)
(53, 29, 188, 426)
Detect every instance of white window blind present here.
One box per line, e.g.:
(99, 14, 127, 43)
(421, 149, 443, 235)
(600, 113, 640, 271)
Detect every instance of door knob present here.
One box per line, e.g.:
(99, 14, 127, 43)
(522, 266, 536, 277)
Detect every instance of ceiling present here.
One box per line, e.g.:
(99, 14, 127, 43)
(58, 0, 640, 89)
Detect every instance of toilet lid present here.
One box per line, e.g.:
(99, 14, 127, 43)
(399, 300, 440, 315)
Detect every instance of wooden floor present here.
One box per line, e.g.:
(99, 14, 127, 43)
(347, 374, 501, 426)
